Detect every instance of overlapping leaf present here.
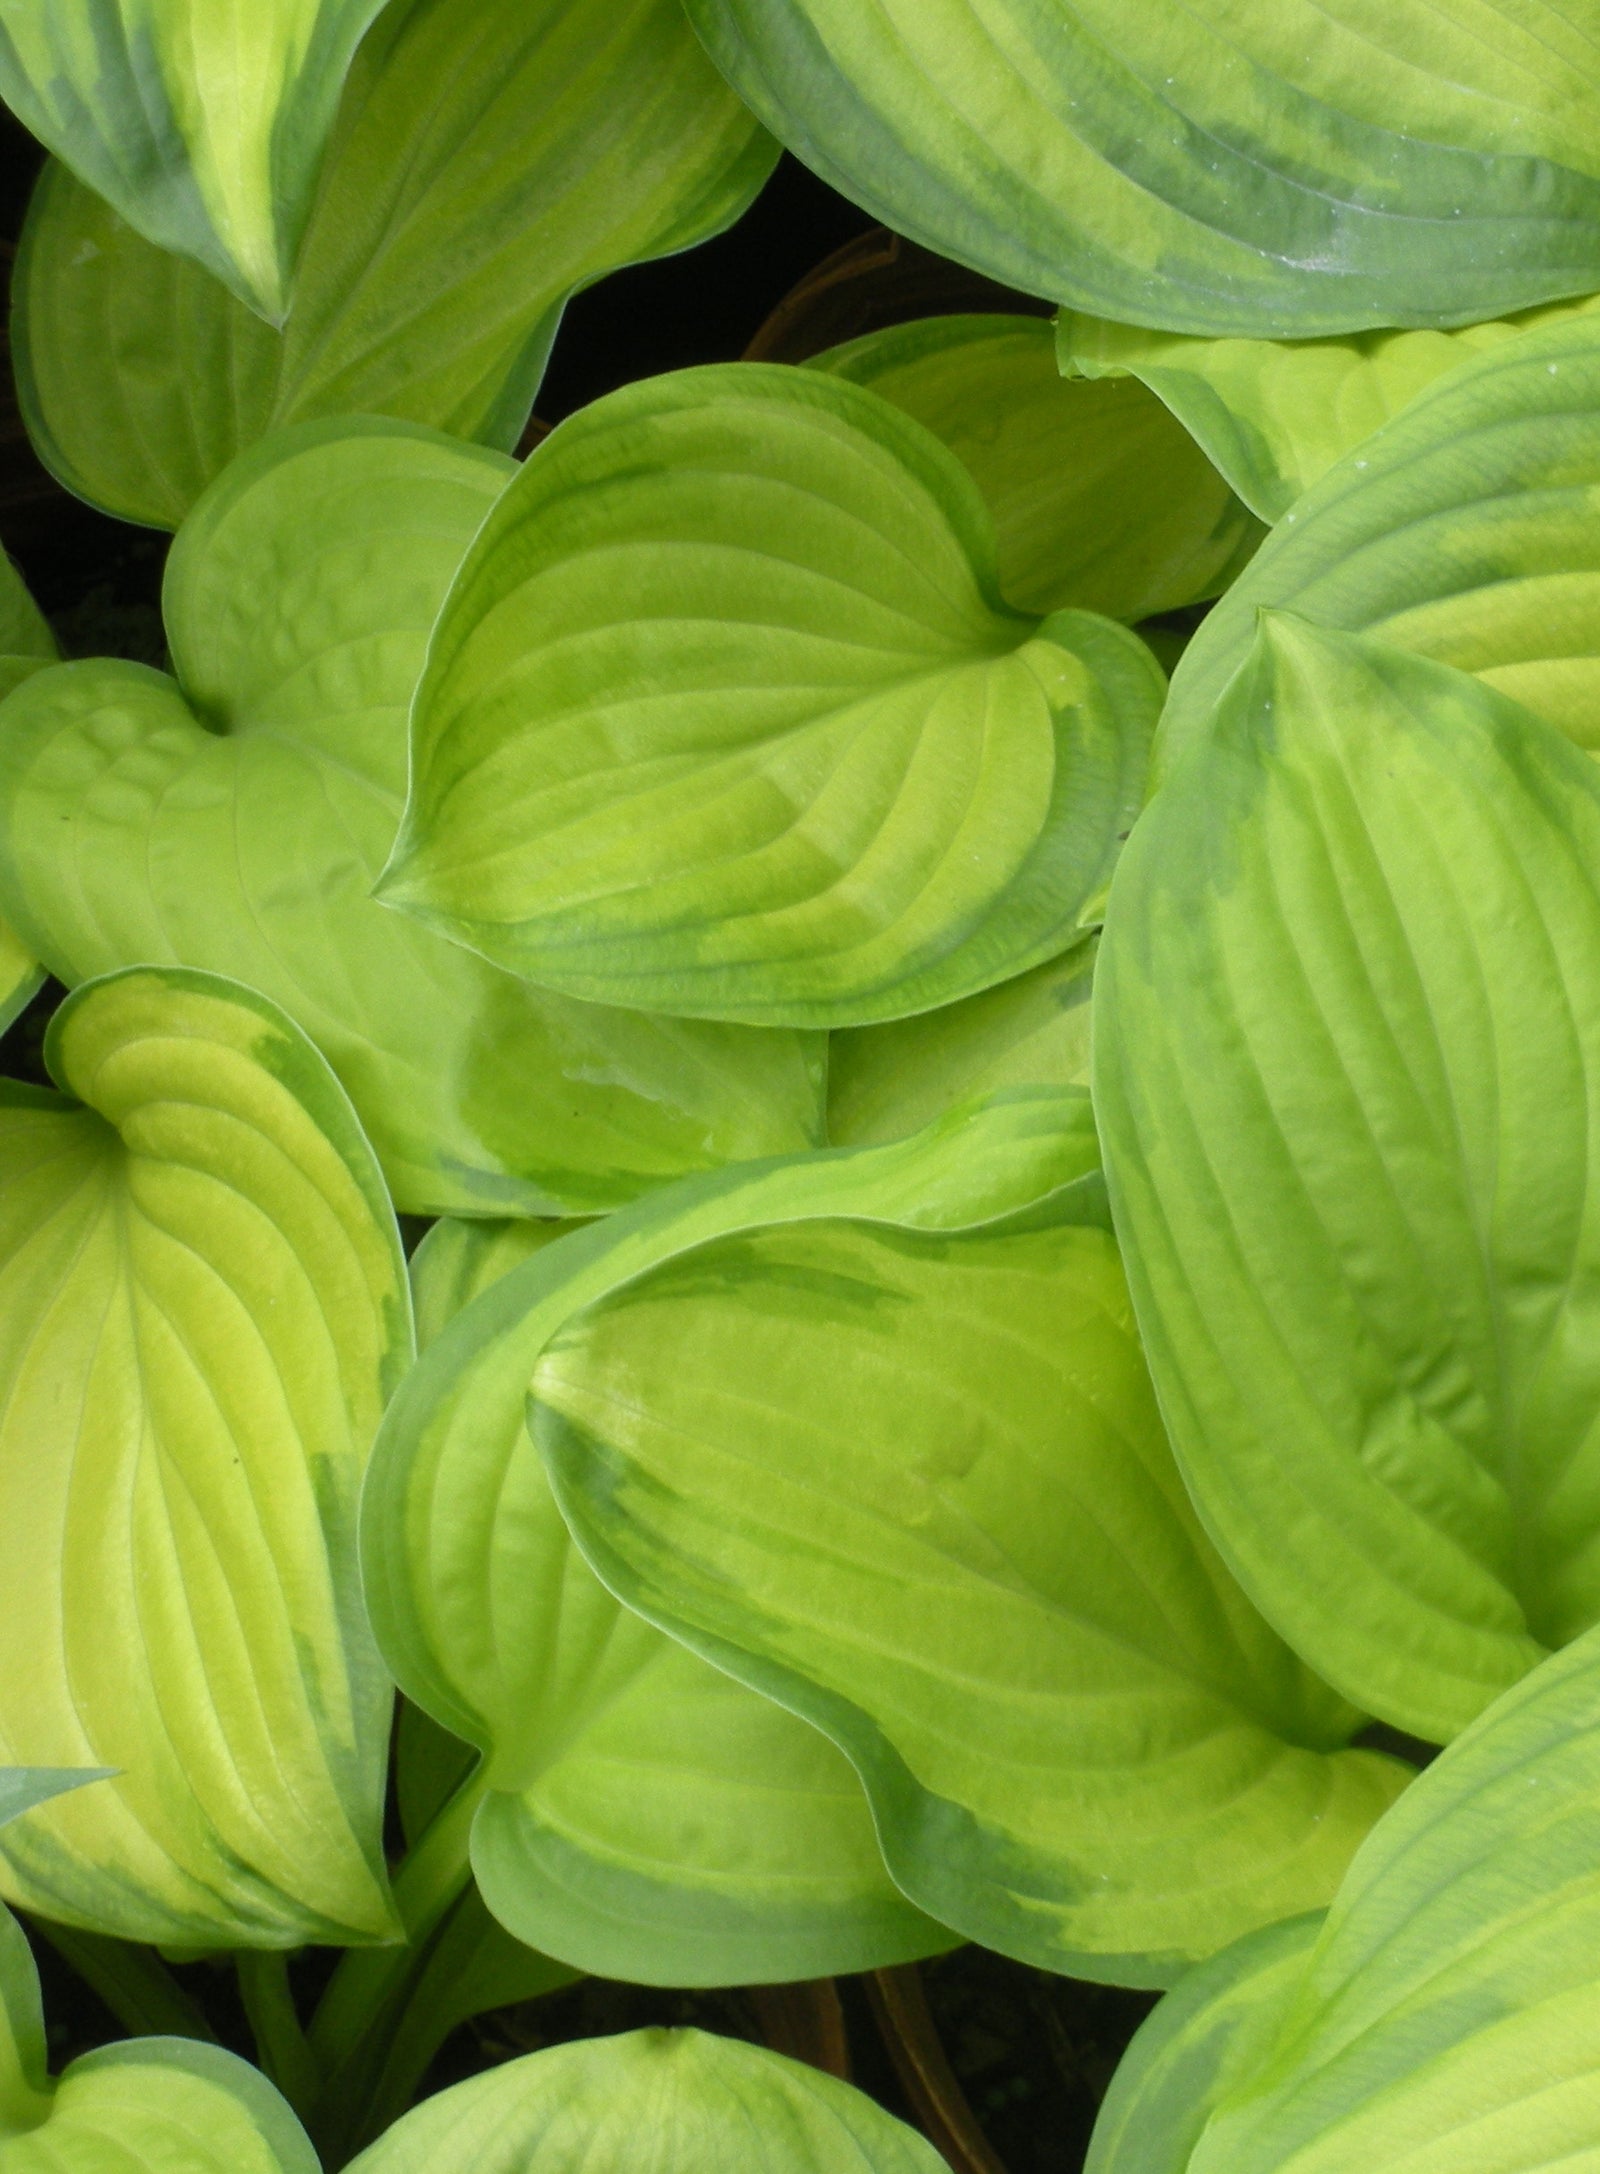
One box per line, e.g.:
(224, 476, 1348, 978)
(1060, 292, 1600, 523)
(380, 363, 1163, 1028)
(373, 1205, 951, 1988)
(0, 965, 405, 1948)
(1097, 616, 1600, 1743)
(685, 0, 1600, 338)
(0, 0, 388, 319)
(808, 315, 1260, 619)
(1150, 1626, 1600, 2173)
(0, 1919, 319, 2174)
(345, 2028, 945, 2173)
(827, 942, 1094, 1147)
(1162, 315, 1600, 768)
(12, 0, 777, 529)
(0, 420, 824, 1216)
(429, 1097, 1409, 1982)
(1086, 1916, 1322, 2174)
(0, 550, 59, 1032)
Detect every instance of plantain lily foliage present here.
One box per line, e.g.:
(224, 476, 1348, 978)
(9, 0, 775, 529)
(10, 1, 1600, 2167)
(0, 418, 823, 1216)
(378, 362, 1163, 1027)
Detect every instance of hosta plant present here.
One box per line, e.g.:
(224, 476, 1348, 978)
(5, 3, 1600, 2170)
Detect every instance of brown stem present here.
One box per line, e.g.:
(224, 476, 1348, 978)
(866, 1966, 1008, 2174)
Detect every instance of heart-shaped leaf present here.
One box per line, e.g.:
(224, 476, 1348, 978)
(362, 1099, 1099, 1979)
(1085, 1915, 1322, 2174)
(344, 2028, 944, 2173)
(437, 1097, 1404, 1982)
(379, 363, 1163, 1029)
(685, 0, 1600, 339)
(826, 942, 1094, 1147)
(0, 965, 405, 1948)
(0, 419, 824, 1216)
(1060, 292, 1600, 523)
(371, 1205, 953, 1988)
(0, 0, 389, 319)
(0, 1897, 318, 2170)
(12, 0, 776, 529)
(1165, 1625, 1600, 2174)
(1160, 315, 1600, 769)
(1097, 616, 1600, 1744)
(807, 315, 1260, 619)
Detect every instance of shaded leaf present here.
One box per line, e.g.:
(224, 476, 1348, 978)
(0, 965, 406, 1947)
(381, 363, 1162, 1028)
(685, 0, 1600, 337)
(1096, 617, 1600, 1742)
(0, 0, 388, 318)
(0, 420, 824, 1216)
(344, 2029, 944, 2173)
(12, 0, 776, 528)
(809, 315, 1260, 618)
(827, 942, 1095, 1148)
(1, 1892, 317, 2172)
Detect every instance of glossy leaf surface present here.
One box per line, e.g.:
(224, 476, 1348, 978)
(502, 1106, 1405, 1981)
(1178, 1627, 1600, 2173)
(0, 0, 387, 318)
(0, 966, 405, 1948)
(12, 0, 776, 529)
(382, 363, 1162, 1028)
(346, 2028, 945, 2173)
(1162, 316, 1600, 767)
(809, 315, 1260, 619)
(686, 0, 1600, 338)
(1085, 1916, 1321, 2174)
(1061, 292, 1600, 523)
(827, 942, 1094, 1147)
(0, 421, 823, 1216)
(392, 1206, 947, 1987)
(1098, 617, 1600, 1742)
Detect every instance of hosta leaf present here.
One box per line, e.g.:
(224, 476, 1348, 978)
(0, 1770, 109, 1828)
(1096, 616, 1600, 1743)
(368, 1090, 1106, 1734)
(684, 0, 1600, 339)
(827, 942, 1095, 1147)
(1183, 1626, 1600, 2174)
(1085, 1915, 1322, 2174)
(12, 0, 776, 530)
(0, 918, 43, 1037)
(386, 1104, 1400, 1991)
(411, 1219, 582, 1354)
(2, 1889, 316, 2171)
(0, 420, 823, 1216)
(385, 1203, 950, 1987)
(380, 363, 1163, 1029)
(807, 315, 1260, 619)
(1060, 293, 1600, 523)
(1162, 315, 1600, 768)
(1, 2013, 317, 2173)
(0, 0, 388, 320)
(345, 2028, 944, 2174)
(0, 964, 406, 1948)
